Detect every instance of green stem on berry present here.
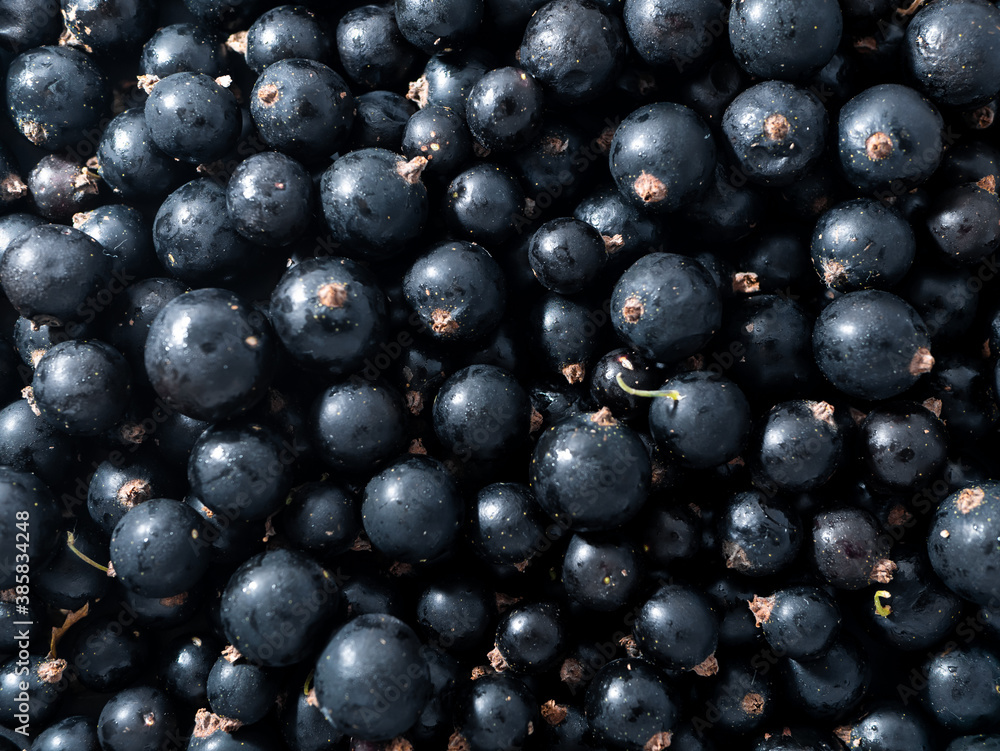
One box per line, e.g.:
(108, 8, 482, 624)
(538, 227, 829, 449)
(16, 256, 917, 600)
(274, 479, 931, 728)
(66, 531, 109, 573)
(874, 590, 892, 617)
(615, 373, 683, 401)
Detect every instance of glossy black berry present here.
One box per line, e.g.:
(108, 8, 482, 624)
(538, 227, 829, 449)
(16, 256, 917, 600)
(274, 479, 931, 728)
(140, 23, 225, 78)
(314, 614, 431, 740)
(531, 410, 651, 532)
(87, 450, 180, 535)
(417, 48, 495, 117)
(96, 686, 177, 751)
(470, 482, 549, 566)
(270, 256, 387, 377)
(159, 633, 221, 707)
(723, 81, 827, 187)
(32, 340, 131, 436)
(311, 380, 406, 475)
(401, 105, 473, 179)
(928, 482, 1000, 607)
(153, 179, 265, 288)
(466, 67, 544, 153)
(457, 673, 535, 751)
(0, 400, 74, 488)
(5, 46, 107, 150)
(903, 0, 1000, 109)
(144, 288, 276, 423)
(585, 658, 677, 751)
(206, 651, 279, 723)
(225, 151, 313, 247)
(926, 179, 1000, 266)
(144, 73, 240, 165)
(248, 5, 333, 74)
(751, 400, 844, 492)
(362, 455, 463, 564)
(394, 0, 483, 53)
(73, 204, 158, 281)
(785, 638, 870, 719)
(729, 0, 842, 80)
(562, 533, 642, 612)
(812, 290, 933, 400)
(31, 715, 100, 751)
(611, 252, 722, 362)
(250, 58, 354, 161)
(1, 224, 110, 327)
(336, 5, 415, 89)
(403, 241, 506, 343)
(493, 601, 565, 673)
(922, 645, 1000, 732)
(61, 0, 154, 57)
(859, 403, 948, 492)
(811, 198, 915, 292)
(837, 84, 944, 194)
(110, 497, 210, 598)
(720, 491, 802, 577)
(812, 507, 893, 590)
(221, 547, 339, 666)
(442, 163, 525, 245)
(750, 586, 840, 661)
(319, 147, 428, 259)
(610, 103, 715, 213)
(623, 0, 726, 73)
(96, 108, 188, 202)
(519, 0, 624, 104)
(527, 217, 607, 295)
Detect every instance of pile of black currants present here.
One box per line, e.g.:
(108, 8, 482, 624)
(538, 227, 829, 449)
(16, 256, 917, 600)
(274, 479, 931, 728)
(2, 0, 1000, 749)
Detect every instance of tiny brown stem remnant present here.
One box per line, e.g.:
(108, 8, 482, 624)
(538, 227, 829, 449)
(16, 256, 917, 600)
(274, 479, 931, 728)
(692, 654, 719, 676)
(871, 558, 897, 584)
(396, 156, 428, 184)
(821, 258, 847, 287)
(634, 171, 667, 204)
(406, 390, 424, 415)
(957, 486, 986, 514)
(488, 645, 509, 672)
(530, 408, 544, 433)
(407, 438, 427, 455)
(541, 135, 568, 155)
(1, 174, 27, 202)
(222, 644, 243, 663)
(226, 31, 248, 56)
(159, 592, 189, 607)
(562, 363, 585, 384)
(20, 120, 47, 146)
(317, 282, 348, 308)
(387, 737, 414, 751)
(541, 700, 568, 726)
(22, 386, 40, 417)
(834, 726, 853, 746)
(971, 106, 995, 130)
(619, 634, 640, 658)
(723, 541, 750, 572)
(406, 75, 429, 108)
(732, 271, 760, 294)
(622, 296, 644, 323)
(865, 131, 893, 160)
(118, 478, 152, 509)
(596, 125, 616, 153)
(809, 401, 836, 426)
(257, 83, 280, 106)
(763, 113, 790, 141)
(644, 731, 673, 751)
(559, 657, 585, 687)
(431, 308, 458, 334)
(137, 74, 160, 94)
(603, 233, 625, 253)
(38, 658, 66, 684)
(909, 347, 935, 376)
(748, 595, 775, 626)
(887, 504, 912, 527)
(448, 732, 470, 751)
(741, 692, 765, 716)
(193, 708, 244, 738)
(922, 397, 943, 418)
(590, 407, 617, 427)
(978, 175, 997, 194)
(853, 36, 878, 53)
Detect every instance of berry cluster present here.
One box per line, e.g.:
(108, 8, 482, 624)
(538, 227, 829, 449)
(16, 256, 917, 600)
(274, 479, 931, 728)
(0, 1, 999, 751)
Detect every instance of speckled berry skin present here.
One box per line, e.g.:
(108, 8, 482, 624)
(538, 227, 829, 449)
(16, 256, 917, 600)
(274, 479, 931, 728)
(609, 102, 716, 213)
(269, 256, 387, 377)
(729, 0, 843, 80)
(311, 381, 407, 476)
(466, 67, 544, 152)
(110, 498, 210, 598)
(226, 152, 313, 247)
(624, 0, 727, 73)
(531, 412, 651, 532)
(220, 548, 339, 666)
(810, 199, 915, 292)
(611, 252, 722, 363)
(722, 80, 828, 187)
(928, 483, 1000, 607)
(5, 46, 108, 150)
(812, 290, 933, 400)
(903, 0, 1000, 109)
(837, 84, 944, 195)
